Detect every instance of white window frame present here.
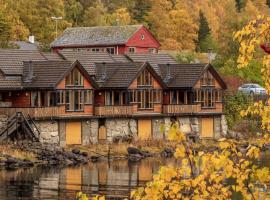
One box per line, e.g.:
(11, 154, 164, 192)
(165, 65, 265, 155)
(106, 47, 115, 55)
(129, 47, 136, 54)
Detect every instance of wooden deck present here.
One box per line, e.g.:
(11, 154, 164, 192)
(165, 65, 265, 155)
(163, 105, 195, 114)
(0, 107, 60, 118)
(163, 104, 223, 114)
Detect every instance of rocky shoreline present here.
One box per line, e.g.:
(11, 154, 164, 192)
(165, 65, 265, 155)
(0, 142, 175, 169)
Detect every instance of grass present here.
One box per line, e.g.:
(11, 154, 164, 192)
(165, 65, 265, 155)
(0, 145, 37, 162)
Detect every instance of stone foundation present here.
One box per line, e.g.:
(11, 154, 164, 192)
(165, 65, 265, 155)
(0, 115, 8, 131)
(34, 121, 59, 144)
(105, 118, 137, 142)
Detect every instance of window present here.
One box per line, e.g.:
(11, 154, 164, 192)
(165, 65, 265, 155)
(195, 90, 202, 102)
(201, 90, 215, 108)
(84, 90, 93, 104)
(57, 90, 65, 105)
(31, 91, 39, 107)
(137, 69, 152, 86)
(129, 90, 137, 103)
(215, 90, 222, 102)
(129, 47, 136, 53)
(153, 90, 161, 103)
(141, 35, 145, 40)
(48, 92, 57, 106)
(65, 90, 86, 111)
(169, 91, 186, 104)
(138, 90, 154, 109)
(105, 91, 128, 106)
(105, 91, 113, 106)
(106, 47, 115, 54)
(200, 71, 214, 86)
(148, 48, 156, 54)
(66, 68, 84, 86)
(91, 48, 101, 52)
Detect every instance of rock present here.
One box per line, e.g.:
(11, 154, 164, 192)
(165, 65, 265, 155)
(72, 149, 80, 155)
(161, 147, 174, 158)
(127, 147, 142, 155)
(90, 155, 100, 162)
(81, 152, 88, 157)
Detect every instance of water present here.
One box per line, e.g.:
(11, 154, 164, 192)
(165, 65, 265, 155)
(0, 157, 177, 200)
(0, 153, 269, 200)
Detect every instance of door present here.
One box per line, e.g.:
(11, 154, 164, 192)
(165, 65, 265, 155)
(138, 119, 152, 140)
(66, 122, 82, 145)
(201, 117, 214, 138)
(98, 126, 107, 142)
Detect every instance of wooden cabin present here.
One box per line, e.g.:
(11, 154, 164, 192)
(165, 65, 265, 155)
(0, 49, 227, 145)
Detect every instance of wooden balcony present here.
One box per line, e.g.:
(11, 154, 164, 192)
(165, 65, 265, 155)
(163, 104, 223, 115)
(163, 105, 195, 114)
(0, 107, 59, 119)
(95, 106, 133, 116)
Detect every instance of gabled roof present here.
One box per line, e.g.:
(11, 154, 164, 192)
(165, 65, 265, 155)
(126, 53, 177, 75)
(159, 63, 227, 89)
(22, 60, 97, 89)
(57, 50, 116, 75)
(51, 25, 143, 48)
(0, 49, 46, 75)
(94, 62, 165, 89)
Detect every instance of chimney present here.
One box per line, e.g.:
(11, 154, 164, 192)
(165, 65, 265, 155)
(100, 62, 107, 81)
(25, 60, 34, 82)
(164, 63, 172, 83)
(29, 35, 35, 44)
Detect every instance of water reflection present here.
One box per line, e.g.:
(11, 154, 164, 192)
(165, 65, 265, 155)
(0, 157, 177, 200)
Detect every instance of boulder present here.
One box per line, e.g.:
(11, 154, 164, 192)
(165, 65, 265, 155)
(127, 147, 142, 155)
(72, 149, 80, 155)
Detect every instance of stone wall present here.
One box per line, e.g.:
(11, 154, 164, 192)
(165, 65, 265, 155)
(34, 121, 59, 144)
(82, 119, 99, 145)
(0, 114, 8, 131)
(105, 118, 137, 142)
(221, 115, 228, 136)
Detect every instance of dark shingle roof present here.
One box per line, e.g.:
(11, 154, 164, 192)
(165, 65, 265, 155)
(22, 60, 73, 88)
(95, 62, 165, 89)
(58, 50, 116, 75)
(51, 25, 143, 48)
(126, 53, 177, 75)
(42, 52, 64, 61)
(0, 72, 22, 90)
(95, 62, 142, 88)
(111, 54, 131, 62)
(22, 60, 98, 89)
(159, 64, 206, 88)
(0, 49, 46, 75)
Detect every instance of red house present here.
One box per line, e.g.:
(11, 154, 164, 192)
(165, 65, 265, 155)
(50, 25, 160, 55)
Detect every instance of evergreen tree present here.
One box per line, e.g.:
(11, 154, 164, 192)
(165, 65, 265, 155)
(235, 0, 247, 12)
(267, 0, 270, 8)
(197, 11, 211, 52)
(131, 0, 151, 23)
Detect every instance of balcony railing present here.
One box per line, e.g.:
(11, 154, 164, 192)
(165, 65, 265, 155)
(163, 105, 195, 114)
(0, 107, 59, 119)
(95, 106, 133, 116)
(163, 104, 223, 114)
